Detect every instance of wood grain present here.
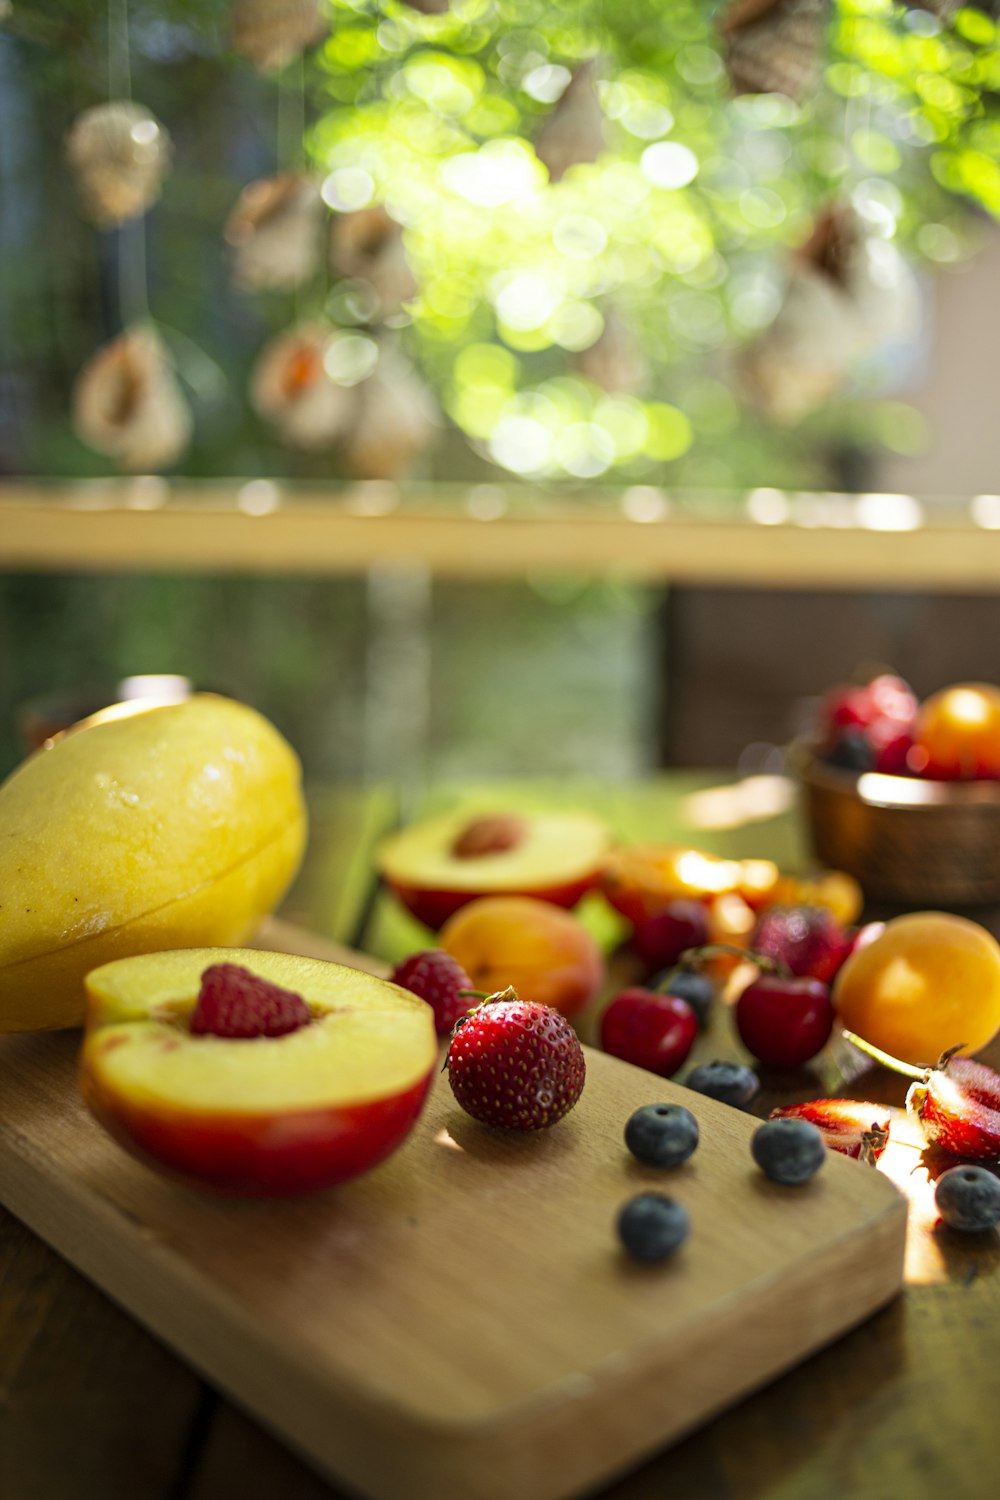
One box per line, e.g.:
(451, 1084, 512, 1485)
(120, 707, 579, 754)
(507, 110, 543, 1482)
(0, 1203, 204, 1500)
(4, 482, 1000, 590)
(0, 939, 905, 1500)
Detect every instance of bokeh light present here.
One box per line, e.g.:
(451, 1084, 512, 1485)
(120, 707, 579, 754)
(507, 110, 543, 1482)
(303, 0, 1000, 485)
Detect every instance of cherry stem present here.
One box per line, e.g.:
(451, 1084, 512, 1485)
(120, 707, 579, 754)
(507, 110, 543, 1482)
(841, 1029, 927, 1081)
(673, 943, 793, 980)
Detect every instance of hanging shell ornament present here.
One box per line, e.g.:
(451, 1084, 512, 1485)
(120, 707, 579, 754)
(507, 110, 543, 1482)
(719, 0, 828, 102)
(65, 102, 172, 228)
(340, 345, 439, 480)
(230, 0, 326, 72)
(225, 174, 323, 292)
(534, 60, 605, 183)
(328, 206, 418, 319)
(738, 206, 921, 424)
(72, 327, 192, 471)
(250, 324, 358, 450)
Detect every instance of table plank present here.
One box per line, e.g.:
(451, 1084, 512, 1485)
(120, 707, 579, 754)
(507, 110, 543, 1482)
(0, 784, 396, 1500)
(0, 1204, 205, 1500)
(2, 773, 999, 1500)
(352, 774, 1000, 1500)
(0, 1013, 904, 1500)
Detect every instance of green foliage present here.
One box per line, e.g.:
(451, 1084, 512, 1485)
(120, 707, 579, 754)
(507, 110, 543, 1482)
(301, 0, 1000, 487)
(4, 0, 1000, 490)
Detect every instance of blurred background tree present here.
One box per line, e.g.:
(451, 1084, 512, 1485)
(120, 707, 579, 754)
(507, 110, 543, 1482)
(3, 0, 1000, 488)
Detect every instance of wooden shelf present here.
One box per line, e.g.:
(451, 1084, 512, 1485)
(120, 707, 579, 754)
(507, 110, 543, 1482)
(3, 480, 1000, 589)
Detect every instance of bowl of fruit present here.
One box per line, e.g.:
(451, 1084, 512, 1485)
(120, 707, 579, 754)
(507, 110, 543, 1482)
(794, 674, 1000, 906)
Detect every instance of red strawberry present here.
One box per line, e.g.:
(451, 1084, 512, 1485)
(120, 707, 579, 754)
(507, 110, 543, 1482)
(769, 1099, 890, 1163)
(751, 904, 850, 984)
(391, 949, 475, 1036)
(445, 991, 586, 1131)
(190, 963, 312, 1039)
(907, 1055, 1000, 1160)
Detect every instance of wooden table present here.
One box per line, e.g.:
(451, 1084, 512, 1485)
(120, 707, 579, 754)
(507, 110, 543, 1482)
(2, 775, 998, 1500)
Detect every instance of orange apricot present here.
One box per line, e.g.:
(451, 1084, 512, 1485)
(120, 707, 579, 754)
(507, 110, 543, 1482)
(833, 911, 1000, 1065)
(914, 683, 1000, 780)
(440, 896, 605, 1019)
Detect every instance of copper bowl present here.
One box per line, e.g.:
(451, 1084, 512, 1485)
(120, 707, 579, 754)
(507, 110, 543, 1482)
(792, 740, 1000, 907)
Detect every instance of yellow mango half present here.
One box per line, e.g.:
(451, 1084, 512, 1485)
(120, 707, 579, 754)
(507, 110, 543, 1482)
(0, 694, 307, 1031)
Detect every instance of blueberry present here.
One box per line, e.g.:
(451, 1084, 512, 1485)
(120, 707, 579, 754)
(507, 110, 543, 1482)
(624, 1103, 699, 1167)
(685, 1060, 760, 1109)
(935, 1164, 1000, 1233)
(751, 1117, 825, 1185)
(617, 1192, 690, 1263)
(651, 968, 715, 1029)
(826, 731, 874, 772)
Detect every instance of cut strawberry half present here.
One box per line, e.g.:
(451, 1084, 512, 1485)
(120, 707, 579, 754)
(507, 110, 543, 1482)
(908, 1056, 1000, 1160)
(769, 1099, 890, 1163)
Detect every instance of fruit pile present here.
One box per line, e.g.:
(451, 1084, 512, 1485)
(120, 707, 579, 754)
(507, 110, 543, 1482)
(9, 682, 998, 1249)
(390, 864, 1000, 1181)
(373, 803, 896, 1090)
(818, 672, 1000, 781)
(597, 889, 870, 1077)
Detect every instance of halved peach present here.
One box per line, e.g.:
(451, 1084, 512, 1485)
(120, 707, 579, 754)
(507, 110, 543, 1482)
(81, 948, 437, 1197)
(375, 808, 612, 930)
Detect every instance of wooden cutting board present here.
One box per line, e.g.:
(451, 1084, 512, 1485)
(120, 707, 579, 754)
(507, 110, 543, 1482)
(0, 919, 907, 1500)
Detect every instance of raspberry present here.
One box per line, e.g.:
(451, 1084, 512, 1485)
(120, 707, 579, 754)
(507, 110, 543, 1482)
(390, 949, 475, 1037)
(445, 994, 586, 1130)
(189, 962, 312, 1039)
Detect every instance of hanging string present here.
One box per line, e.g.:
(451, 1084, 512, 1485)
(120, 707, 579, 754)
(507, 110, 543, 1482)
(840, 20, 874, 209)
(277, 50, 311, 321)
(107, 0, 132, 99)
(107, 0, 151, 329)
(277, 51, 307, 173)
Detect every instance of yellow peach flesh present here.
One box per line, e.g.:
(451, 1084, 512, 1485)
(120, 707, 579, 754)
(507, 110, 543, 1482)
(84, 949, 437, 1113)
(376, 809, 610, 893)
